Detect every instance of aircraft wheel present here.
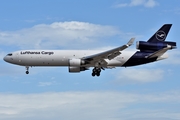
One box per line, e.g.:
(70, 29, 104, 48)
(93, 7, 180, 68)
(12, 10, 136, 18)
(96, 72, 100, 76)
(92, 72, 95, 77)
(26, 71, 29, 74)
(93, 68, 96, 73)
(92, 67, 101, 77)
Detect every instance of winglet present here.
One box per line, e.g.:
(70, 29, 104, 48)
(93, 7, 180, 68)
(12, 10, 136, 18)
(127, 38, 135, 46)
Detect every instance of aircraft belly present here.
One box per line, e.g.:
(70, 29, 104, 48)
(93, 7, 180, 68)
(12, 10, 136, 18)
(107, 59, 123, 66)
(109, 51, 135, 67)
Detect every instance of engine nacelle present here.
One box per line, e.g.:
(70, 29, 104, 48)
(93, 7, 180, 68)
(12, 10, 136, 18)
(68, 59, 88, 73)
(69, 58, 85, 66)
(69, 66, 88, 73)
(136, 41, 176, 51)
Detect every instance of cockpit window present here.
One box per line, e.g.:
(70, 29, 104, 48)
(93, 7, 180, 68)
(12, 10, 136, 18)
(7, 53, 13, 56)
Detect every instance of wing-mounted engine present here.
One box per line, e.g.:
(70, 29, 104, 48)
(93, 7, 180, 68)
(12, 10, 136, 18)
(69, 58, 86, 66)
(136, 41, 176, 51)
(69, 66, 89, 72)
(68, 58, 88, 72)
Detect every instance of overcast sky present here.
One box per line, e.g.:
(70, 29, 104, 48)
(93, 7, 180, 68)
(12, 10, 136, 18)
(0, 0, 180, 120)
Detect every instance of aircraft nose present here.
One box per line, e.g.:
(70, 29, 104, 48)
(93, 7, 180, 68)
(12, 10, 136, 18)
(3, 53, 14, 63)
(3, 56, 12, 63)
(3, 56, 8, 62)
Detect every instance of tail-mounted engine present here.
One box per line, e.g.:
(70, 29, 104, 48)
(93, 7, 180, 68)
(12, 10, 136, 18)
(136, 41, 176, 51)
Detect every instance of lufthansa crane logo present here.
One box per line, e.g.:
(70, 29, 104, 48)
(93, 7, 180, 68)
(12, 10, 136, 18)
(156, 31, 166, 41)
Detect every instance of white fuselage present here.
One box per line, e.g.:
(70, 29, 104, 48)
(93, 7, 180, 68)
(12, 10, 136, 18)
(4, 50, 136, 67)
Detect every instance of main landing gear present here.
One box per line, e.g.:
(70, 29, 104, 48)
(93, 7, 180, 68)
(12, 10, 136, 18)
(92, 67, 101, 77)
(26, 66, 29, 74)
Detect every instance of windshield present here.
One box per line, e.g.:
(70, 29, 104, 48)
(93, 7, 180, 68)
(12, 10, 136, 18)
(7, 53, 13, 56)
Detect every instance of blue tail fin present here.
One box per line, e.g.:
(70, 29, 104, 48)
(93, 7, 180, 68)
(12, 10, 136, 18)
(136, 24, 176, 52)
(147, 24, 172, 42)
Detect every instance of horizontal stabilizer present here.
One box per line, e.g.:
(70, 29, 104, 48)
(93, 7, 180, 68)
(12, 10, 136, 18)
(146, 45, 173, 59)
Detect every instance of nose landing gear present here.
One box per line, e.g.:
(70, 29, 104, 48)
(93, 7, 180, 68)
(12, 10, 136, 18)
(92, 67, 101, 77)
(26, 66, 29, 74)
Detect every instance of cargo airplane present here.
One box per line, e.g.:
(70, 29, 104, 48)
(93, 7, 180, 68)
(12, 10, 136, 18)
(3, 24, 177, 77)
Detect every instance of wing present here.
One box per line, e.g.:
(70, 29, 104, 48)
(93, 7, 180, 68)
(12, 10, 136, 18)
(83, 38, 135, 67)
(146, 45, 174, 59)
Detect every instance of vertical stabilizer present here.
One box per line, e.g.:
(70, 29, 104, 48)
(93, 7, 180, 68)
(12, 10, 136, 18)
(147, 24, 172, 42)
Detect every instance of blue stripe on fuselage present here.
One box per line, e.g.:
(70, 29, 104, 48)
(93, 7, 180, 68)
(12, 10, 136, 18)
(122, 51, 157, 67)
